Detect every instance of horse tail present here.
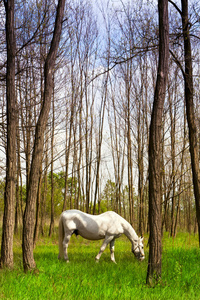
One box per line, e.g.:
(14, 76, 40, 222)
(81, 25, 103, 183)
(58, 213, 64, 259)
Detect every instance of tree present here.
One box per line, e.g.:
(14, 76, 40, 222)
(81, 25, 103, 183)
(181, 0, 200, 246)
(0, 0, 16, 269)
(146, 0, 169, 285)
(22, 0, 66, 272)
(99, 179, 119, 212)
(49, 78, 55, 237)
(169, 0, 200, 246)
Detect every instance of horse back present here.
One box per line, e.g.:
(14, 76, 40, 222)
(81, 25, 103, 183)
(61, 210, 125, 240)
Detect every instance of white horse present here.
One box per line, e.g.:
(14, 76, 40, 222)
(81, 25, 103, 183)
(58, 210, 145, 263)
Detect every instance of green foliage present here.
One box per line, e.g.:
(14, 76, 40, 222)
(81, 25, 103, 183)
(99, 180, 137, 216)
(45, 172, 84, 216)
(45, 171, 66, 216)
(0, 233, 199, 299)
(0, 171, 83, 220)
(99, 179, 116, 210)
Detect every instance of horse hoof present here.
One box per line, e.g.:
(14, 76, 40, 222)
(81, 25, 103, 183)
(112, 260, 117, 264)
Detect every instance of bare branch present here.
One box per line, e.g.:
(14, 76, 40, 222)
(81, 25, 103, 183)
(169, 49, 185, 78)
(168, 0, 182, 16)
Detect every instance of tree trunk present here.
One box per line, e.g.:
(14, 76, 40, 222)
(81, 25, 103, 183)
(146, 0, 169, 285)
(85, 82, 93, 213)
(33, 163, 43, 247)
(49, 80, 55, 237)
(93, 89, 106, 214)
(15, 113, 21, 235)
(22, 0, 66, 272)
(169, 88, 176, 237)
(181, 0, 200, 246)
(0, 0, 16, 269)
(40, 143, 48, 236)
(127, 87, 134, 226)
(63, 59, 74, 211)
(174, 110, 186, 237)
(137, 93, 145, 236)
(77, 94, 83, 210)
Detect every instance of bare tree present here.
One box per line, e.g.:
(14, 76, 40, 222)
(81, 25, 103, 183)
(93, 76, 107, 214)
(169, 0, 200, 245)
(40, 133, 49, 236)
(15, 112, 21, 235)
(33, 163, 43, 247)
(0, 0, 16, 269)
(181, 0, 200, 246)
(22, 0, 66, 272)
(146, 0, 169, 285)
(49, 79, 55, 237)
(62, 42, 75, 211)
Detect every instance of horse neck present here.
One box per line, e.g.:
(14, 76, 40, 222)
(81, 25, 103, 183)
(122, 220, 138, 243)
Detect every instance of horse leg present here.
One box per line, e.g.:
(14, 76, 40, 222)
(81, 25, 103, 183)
(95, 236, 114, 262)
(63, 232, 72, 263)
(110, 239, 116, 264)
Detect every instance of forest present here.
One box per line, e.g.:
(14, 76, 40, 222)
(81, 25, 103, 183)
(0, 0, 200, 286)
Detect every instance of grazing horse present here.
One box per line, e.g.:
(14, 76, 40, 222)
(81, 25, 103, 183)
(58, 210, 145, 263)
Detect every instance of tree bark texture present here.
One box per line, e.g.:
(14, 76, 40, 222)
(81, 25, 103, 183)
(49, 86, 55, 237)
(33, 164, 43, 247)
(146, 0, 169, 285)
(22, 0, 66, 271)
(181, 0, 200, 246)
(1, 0, 16, 269)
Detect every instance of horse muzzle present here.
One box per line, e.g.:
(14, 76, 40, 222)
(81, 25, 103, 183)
(139, 255, 145, 261)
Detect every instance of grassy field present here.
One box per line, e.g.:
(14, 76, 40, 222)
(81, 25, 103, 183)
(0, 232, 199, 299)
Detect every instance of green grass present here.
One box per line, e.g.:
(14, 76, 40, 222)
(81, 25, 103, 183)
(0, 232, 199, 299)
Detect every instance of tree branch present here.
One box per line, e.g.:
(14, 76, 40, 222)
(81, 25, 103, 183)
(169, 49, 185, 78)
(16, 9, 47, 55)
(168, 0, 182, 16)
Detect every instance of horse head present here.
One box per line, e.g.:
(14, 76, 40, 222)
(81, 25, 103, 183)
(132, 236, 145, 261)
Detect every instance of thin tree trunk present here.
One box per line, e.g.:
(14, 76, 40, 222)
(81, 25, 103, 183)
(63, 60, 75, 212)
(146, 0, 169, 285)
(85, 81, 93, 213)
(22, 0, 66, 271)
(93, 92, 106, 214)
(15, 112, 21, 235)
(77, 95, 83, 210)
(40, 141, 48, 236)
(174, 110, 186, 237)
(33, 164, 43, 247)
(49, 80, 55, 237)
(137, 94, 145, 236)
(0, 0, 16, 269)
(169, 0, 200, 246)
(181, 0, 200, 246)
(169, 88, 176, 237)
